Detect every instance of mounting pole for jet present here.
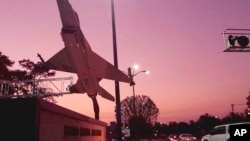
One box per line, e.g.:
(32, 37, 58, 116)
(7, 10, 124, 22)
(111, 0, 122, 140)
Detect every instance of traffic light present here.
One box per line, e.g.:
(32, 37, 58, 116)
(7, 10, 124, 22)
(228, 35, 249, 47)
(128, 67, 135, 86)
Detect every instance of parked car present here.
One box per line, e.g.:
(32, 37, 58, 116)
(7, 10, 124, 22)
(178, 134, 197, 141)
(201, 122, 250, 141)
(167, 134, 179, 141)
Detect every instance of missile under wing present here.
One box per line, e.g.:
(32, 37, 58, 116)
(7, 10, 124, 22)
(45, 0, 129, 101)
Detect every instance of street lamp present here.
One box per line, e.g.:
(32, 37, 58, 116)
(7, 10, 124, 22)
(128, 64, 149, 116)
(111, 0, 123, 140)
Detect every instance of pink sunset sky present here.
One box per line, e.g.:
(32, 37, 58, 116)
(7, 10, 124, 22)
(1, 0, 250, 124)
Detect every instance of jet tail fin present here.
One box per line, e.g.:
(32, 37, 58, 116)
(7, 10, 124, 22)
(97, 86, 115, 101)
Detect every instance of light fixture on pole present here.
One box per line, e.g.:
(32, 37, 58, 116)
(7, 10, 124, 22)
(127, 64, 149, 116)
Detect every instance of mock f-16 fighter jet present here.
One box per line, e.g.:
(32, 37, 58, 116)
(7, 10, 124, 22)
(44, 0, 129, 119)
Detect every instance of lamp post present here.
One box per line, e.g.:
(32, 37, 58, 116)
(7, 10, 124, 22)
(111, 0, 123, 140)
(128, 65, 149, 116)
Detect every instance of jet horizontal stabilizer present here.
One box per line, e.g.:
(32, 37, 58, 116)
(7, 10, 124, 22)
(89, 51, 129, 83)
(97, 86, 115, 101)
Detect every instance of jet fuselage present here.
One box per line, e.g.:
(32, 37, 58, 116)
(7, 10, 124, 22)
(61, 27, 98, 98)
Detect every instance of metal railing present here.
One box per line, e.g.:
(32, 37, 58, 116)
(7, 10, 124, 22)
(0, 77, 73, 98)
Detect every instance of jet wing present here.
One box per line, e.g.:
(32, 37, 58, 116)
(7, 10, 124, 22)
(56, 0, 128, 83)
(69, 79, 115, 102)
(89, 51, 129, 83)
(45, 47, 76, 73)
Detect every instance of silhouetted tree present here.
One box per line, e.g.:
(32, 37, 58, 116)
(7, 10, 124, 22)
(177, 122, 190, 133)
(0, 51, 14, 80)
(0, 52, 56, 102)
(129, 115, 153, 139)
(222, 112, 246, 124)
(189, 120, 199, 138)
(196, 113, 221, 136)
(17, 59, 56, 102)
(18, 59, 55, 79)
(168, 121, 178, 134)
(151, 111, 249, 139)
(153, 122, 168, 136)
(247, 93, 250, 108)
(245, 93, 250, 120)
(121, 95, 159, 124)
(120, 95, 159, 139)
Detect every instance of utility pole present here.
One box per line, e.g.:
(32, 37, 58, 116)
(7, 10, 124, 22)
(128, 66, 149, 116)
(231, 104, 234, 113)
(231, 103, 246, 113)
(128, 67, 136, 116)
